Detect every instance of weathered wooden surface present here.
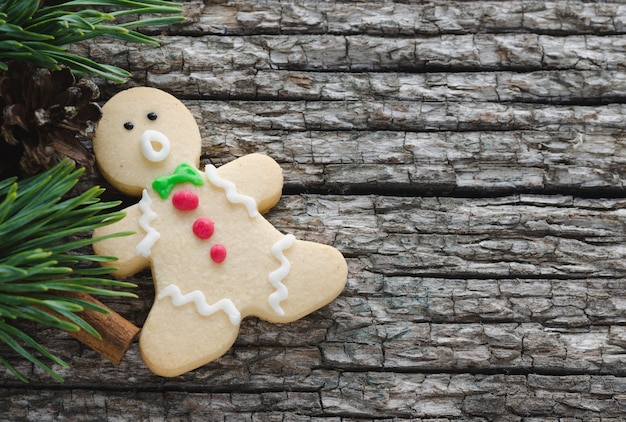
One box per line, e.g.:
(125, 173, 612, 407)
(3, 0, 626, 420)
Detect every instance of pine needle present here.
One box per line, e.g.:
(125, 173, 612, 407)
(0, 0, 185, 82)
(0, 160, 135, 382)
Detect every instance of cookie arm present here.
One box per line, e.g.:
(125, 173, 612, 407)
(92, 203, 150, 278)
(214, 153, 283, 214)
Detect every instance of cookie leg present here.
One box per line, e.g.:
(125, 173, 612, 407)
(258, 240, 348, 323)
(139, 298, 240, 377)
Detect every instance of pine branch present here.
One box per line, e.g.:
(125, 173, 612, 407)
(0, 159, 135, 382)
(0, 0, 185, 82)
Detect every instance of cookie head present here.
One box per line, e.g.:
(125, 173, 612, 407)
(93, 87, 202, 196)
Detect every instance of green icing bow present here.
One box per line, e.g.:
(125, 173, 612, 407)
(152, 163, 205, 199)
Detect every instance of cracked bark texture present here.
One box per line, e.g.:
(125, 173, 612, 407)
(3, 1, 626, 420)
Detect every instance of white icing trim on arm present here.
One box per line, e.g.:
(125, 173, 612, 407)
(268, 234, 296, 316)
(135, 189, 160, 257)
(204, 164, 259, 217)
(158, 284, 241, 325)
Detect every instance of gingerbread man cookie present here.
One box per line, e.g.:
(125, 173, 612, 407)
(92, 87, 347, 377)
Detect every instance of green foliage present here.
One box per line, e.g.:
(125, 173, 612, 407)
(0, 0, 184, 82)
(0, 160, 135, 382)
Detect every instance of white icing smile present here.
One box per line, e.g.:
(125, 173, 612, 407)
(141, 130, 171, 162)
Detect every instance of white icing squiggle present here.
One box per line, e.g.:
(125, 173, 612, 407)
(158, 284, 241, 325)
(268, 234, 296, 316)
(204, 165, 258, 217)
(136, 189, 160, 257)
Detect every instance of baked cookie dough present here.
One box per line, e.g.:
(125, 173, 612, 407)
(92, 88, 347, 377)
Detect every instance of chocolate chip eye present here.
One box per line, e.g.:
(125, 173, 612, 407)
(147, 112, 158, 121)
(123, 121, 134, 130)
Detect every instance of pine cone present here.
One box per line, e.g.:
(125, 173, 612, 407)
(0, 62, 103, 178)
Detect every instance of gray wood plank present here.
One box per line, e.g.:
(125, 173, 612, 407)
(178, 1, 626, 36)
(81, 34, 626, 77)
(4, 374, 626, 420)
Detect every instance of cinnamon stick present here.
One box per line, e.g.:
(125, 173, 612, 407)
(52, 292, 140, 365)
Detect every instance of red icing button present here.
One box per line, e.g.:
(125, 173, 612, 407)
(210, 244, 227, 263)
(172, 190, 199, 211)
(193, 218, 214, 239)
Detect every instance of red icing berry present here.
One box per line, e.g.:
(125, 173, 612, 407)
(193, 218, 215, 239)
(172, 190, 199, 211)
(210, 244, 227, 263)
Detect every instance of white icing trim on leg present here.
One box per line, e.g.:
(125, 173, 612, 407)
(204, 164, 258, 217)
(136, 189, 160, 257)
(158, 284, 241, 325)
(268, 234, 296, 316)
